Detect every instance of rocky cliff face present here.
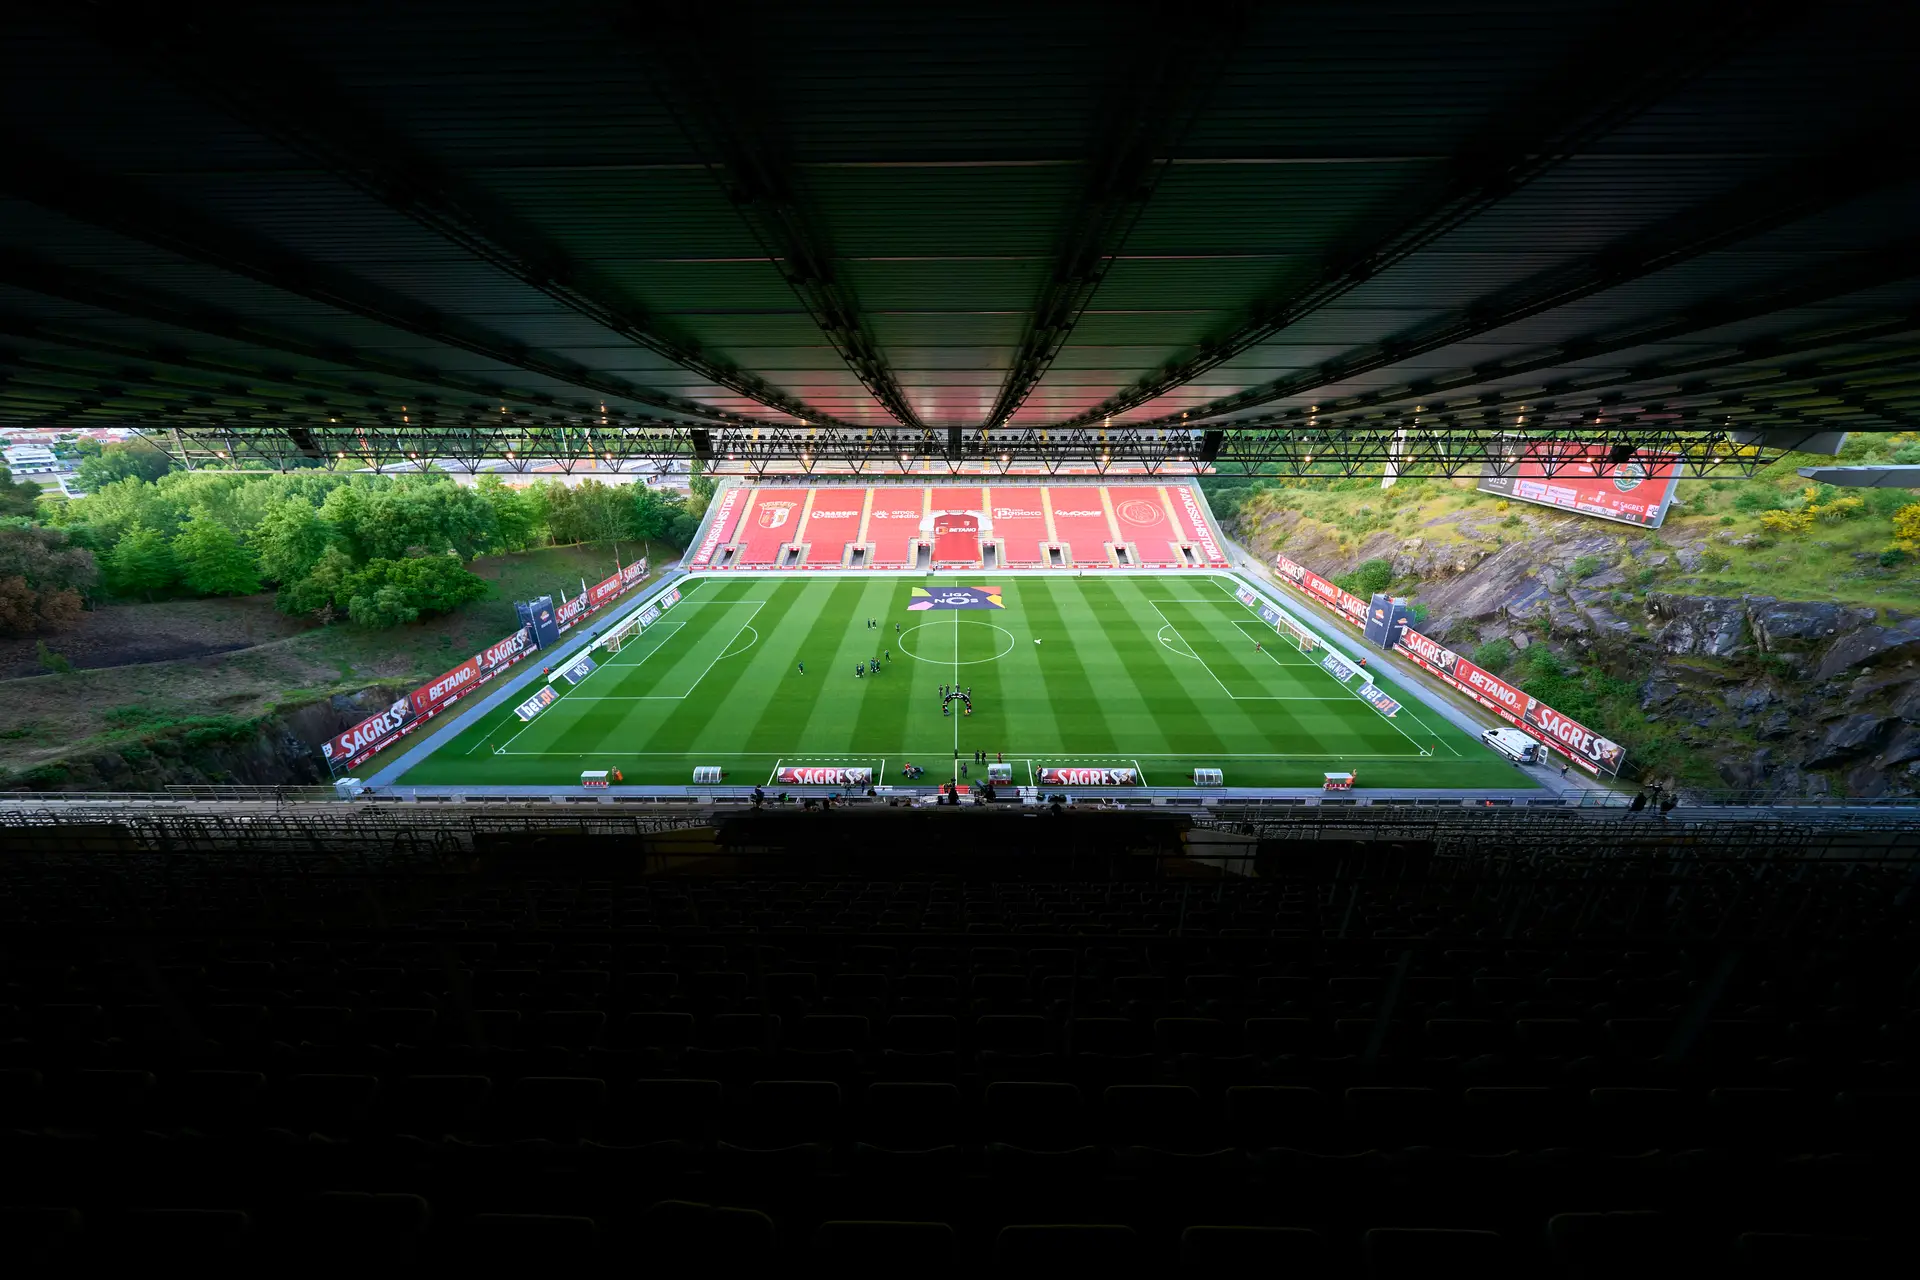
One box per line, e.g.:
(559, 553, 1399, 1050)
(1234, 499, 1920, 798)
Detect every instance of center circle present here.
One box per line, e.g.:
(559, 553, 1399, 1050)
(897, 619, 1017, 665)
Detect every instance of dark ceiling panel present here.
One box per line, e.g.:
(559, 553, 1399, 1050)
(0, 0, 1909, 452)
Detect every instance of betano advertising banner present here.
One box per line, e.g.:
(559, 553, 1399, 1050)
(1274, 554, 1368, 627)
(587, 570, 627, 608)
(1476, 441, 1681, 528)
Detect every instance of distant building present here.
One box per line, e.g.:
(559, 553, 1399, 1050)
(3, 444, 59, 475)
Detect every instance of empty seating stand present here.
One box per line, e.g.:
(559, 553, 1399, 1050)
(0, 845, 1907, 1271)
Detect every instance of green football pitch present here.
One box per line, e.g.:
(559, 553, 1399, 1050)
(396, 574, 1533, 791)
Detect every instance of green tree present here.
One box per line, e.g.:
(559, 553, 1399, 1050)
(278, 544, 354, 619)
(0, 525, 99, 633)
(689, 458, 716, 505)
(347, 583, 419, 629)
(336, 554, 489, 629)
(104, 525, 178, 601)
(475, 474, 542, 551)
(171, 512, 262, 596)
(0, 465, 40, 518)
(628, 483, 684, 542)
(250, 500, 334, 584)
(75, 438, 172, 492)
(666, 511, 700, 549)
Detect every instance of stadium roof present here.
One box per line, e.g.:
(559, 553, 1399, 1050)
(1, 0, 1915, 472)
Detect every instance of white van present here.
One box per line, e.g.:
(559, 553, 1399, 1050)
(1481, 727, 1543, 765)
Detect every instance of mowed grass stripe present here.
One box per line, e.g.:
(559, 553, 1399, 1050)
(1078, 577, 1209, 757)
(1021, 579, 1118, 754)
(1098, 578, 1237, 757)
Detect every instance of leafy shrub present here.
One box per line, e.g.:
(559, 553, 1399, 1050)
(1570, 554, 1604, 581)
(1699, 550, 1732, 573)
(1719, 515, 1735, 526)
(1893, 443, 1920, 465)
(1733, 489, 1786, 513)
(34, 640, 72, 674)
(1879, 547, 1910, 568)
(1407, 602, 1430, 626)
(1891, 504, 1920, 551)
(102, 705, 161, 728)
(1867, 488, 1919, 518)
(1470, 640, 1513, 673)
(1759, 510, 1814, 534)
(1332, 558, 1394, 598)
(1809, 495, 1864, 523)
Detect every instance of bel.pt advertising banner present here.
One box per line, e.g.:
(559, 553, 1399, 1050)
(1357, 683, 1402, 717)
(1476, 440, 1681, 528)
(514, 685, 558, 722)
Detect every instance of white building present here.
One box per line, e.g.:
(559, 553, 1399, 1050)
(2, 444, 59, 475)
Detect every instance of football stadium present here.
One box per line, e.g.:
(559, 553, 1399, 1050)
(5, 1, 1919, 1271)
(380, 481, 1531, 796)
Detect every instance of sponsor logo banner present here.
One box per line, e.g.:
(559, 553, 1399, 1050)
(1176, 485, 1225, 561)
(514, 685, 558, 722)
(1477, 440, 1682, 528)
(555, 653, 598, 686)
(1455, 655, 1527, 716)
(636, 605, 661, 628)
(1523, 699, 1627, 775)
(1037, 766, 1140, 786)
(1257, 602, 1284, 628)
(321, 697, 415, 770)
(775, 766, 874, 786)
(1358, 683, 1402, 717)
(480, 628, 532, 671)
(1235, 585, 1259, 608)
(555, 595, 587, 629)
(1274, 555, 1367, 625)
(1391, 623, 1459, 677)
(1320, 651, 1360, 683)
(693, 487, 741, 565)
(660, 587, 681, 609)
(621, 558, 647, 584)
(587, 570, 626, 607)
(412, 655, 482, 718)
(908, 585, 1004, 611)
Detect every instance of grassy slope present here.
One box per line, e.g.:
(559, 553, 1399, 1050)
(401, 574, 1527, 791)
(1225, 431, 1920, 615)
(1, 543, 657, 780)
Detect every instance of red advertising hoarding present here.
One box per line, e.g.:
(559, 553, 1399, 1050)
(1273, 554, 1367, 627)
(1476, 441, 1682, 528)
(1386, 619, 1624, 776)
(587, 569, 627, 607)
(321, 624, 535, 773)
